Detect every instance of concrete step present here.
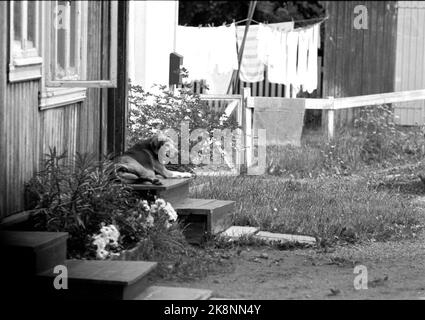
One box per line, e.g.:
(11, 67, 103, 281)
(134, 285, 213, 300)
(37, 259, 157, 300)
(0, 231, 68, 275)
(174, 198, 235, 244)
(130, 178, 191, 205)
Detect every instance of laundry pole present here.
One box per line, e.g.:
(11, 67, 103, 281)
(227, 0, 257, 94)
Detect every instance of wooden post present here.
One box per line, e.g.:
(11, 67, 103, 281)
(243, 87, 253, 169)
(326, 96, 335, 140)
(107, 1, 129, 155)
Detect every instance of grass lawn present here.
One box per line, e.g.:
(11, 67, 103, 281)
(188, 121, 425, 247)
(191, 175, 423, 246)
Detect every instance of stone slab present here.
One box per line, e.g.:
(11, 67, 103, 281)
(254, 231, 316, 245)
(220, 226, 259, 239)
(135, 286, 213, 300)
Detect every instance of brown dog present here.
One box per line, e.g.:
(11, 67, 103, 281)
(115, 132, 192, 185)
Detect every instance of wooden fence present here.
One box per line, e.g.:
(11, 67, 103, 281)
(243, 88, 425, 172)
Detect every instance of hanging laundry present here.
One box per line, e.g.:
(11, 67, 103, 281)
(266, 28, 289, 84)
(176, 23, 238, 93)
(204, 23, 238, 94)
(236, 25, 265, 83)
(237, 22, 294, 83)
(295, 27, 310, 93)
(304, 24, 320, 93)
(285, 29, 299, 89)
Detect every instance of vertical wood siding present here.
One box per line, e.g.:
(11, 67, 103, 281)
(393, 1, 425, 125)
(322, 1, 398, 129)
(0, 2, 109, 218)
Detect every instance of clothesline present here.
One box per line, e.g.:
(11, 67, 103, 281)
(176, 18, 321, 95)
(182, 16, 328, 28)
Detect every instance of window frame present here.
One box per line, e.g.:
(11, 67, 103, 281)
(9, 0, 43, 82)
(39, 0, 87, 110)
(45, 0, 118, 88)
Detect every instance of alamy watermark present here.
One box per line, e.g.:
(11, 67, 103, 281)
(157, 121, 267, 175)
(353, 265, 368, 290)
(354, 5, 368, 30)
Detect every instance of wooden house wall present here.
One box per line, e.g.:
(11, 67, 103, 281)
(393, 1, 425, 125)
(0, 2, 109, 218)
(322, 1, 398, 129)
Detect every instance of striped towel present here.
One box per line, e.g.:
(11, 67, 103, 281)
(236, 22, 294, 83)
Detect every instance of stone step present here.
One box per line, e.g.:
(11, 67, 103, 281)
(37, 259, 157, 300)
(0, 231, 68, 275)
(130, 178, 191, 205)
(174, 198, 235, 244)
(134, 285, 213, 300)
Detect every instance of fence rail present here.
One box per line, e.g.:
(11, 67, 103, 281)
(198, 88, 425, 174)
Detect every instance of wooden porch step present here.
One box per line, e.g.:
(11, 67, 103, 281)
(134, 285, 213, 300)
(174, 198, 235, 243)
(37, 259, 157, 300)
(0, 231, 68, 275)
(130, 178, 192, 205)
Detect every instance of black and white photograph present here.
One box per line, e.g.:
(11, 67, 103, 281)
(1, 0, 425, 307)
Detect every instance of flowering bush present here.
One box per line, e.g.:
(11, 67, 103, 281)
(25, 148, 186, 260)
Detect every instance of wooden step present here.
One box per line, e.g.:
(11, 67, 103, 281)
(174, 198, 235, 243)
(134, 285, 213, 300)
(130, 178, 192, 205)
(37, 259, 157, 300)
(0, 231, 68, 275)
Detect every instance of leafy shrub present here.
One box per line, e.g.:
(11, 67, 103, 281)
(25, 148, 187, 259)
(127, 73, 241, 170)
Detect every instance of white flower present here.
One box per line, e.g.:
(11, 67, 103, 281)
(96, 249, 109, 260)
(140, 200, 150, 211)
(164, 202, 178, 222)
(146, 213, 154, 227)
(155, 198, 166, 209)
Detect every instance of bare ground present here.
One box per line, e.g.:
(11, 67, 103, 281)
(153, 218, 425, 300)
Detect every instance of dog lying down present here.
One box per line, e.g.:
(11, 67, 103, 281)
(115, 133, 192, 185)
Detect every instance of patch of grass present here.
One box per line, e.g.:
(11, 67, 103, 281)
(191, 175, 423, 246)
(266, 106, 425, 179)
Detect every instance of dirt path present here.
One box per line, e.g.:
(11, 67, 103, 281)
(155, 233, 425, 300)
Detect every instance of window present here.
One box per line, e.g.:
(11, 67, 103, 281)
(39, 1, 118, 109)
(9, 1, 43, 82)
(46, 0, 117, 87)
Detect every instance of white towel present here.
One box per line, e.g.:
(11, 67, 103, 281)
(304, 24, 320, 93)
(296, 28, 309, 92)
(267, 29, 289, 84)
(286, 30, 299, 89)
